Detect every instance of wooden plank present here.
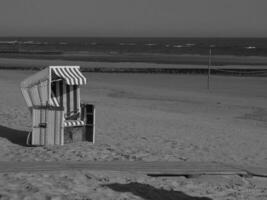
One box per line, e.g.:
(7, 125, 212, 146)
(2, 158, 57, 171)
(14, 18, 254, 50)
(230, 164, 267, 177)
(60, 110, 64, 145)
(32, 109, 41, 145)
(0, 161, 255, 176)
(246, 167, 267, 177)
(54, 110, 60, 145)
(31, 110, 36, 144)
(40, 109, 46, 145)
(21, 88, 33, 107)
(30, 85, 41, 106)
(46, 109, 52, 145)
(44, 109, 49, 145)
(38, 81, 47, 106)
(48, 110, 55, 145)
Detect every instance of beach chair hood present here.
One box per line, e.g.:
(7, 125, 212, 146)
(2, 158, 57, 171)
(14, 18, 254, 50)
(20, 66, 86, 108)
(51, 66, 86, 85)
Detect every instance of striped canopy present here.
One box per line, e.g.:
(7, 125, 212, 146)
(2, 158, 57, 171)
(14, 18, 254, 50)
(51, 66, 86, 85)
(21, 66, 86, 108)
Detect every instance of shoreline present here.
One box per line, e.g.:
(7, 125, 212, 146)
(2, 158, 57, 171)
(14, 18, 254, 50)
(0, 57, 267, 76)
(1, 53, 267, 66)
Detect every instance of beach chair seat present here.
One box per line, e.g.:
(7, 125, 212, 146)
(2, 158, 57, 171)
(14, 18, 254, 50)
(64, 104, 95, 144)
(64, 119, 85, 127)
(50, 91, 85, 127)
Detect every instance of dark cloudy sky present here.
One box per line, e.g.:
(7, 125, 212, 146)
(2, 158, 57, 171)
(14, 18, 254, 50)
(0, 0, 267, 37)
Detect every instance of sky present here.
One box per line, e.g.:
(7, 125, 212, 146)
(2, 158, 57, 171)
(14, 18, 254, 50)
(0, 0, 267, 37)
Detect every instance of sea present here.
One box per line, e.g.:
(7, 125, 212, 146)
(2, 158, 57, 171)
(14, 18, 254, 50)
(0, 37, 267, 56)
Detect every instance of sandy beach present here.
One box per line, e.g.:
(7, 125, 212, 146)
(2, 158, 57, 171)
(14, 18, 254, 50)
(1, 0, 267, 197)
(0, 60, 266, 199)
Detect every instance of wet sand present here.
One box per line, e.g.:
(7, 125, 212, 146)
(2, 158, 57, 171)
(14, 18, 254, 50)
(0, 69, 266, 199)
(2, 52, 267, 66)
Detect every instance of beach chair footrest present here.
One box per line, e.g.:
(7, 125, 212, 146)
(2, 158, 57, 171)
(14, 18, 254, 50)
(64, 120, 85, 127)
(64, 126, 86, 144)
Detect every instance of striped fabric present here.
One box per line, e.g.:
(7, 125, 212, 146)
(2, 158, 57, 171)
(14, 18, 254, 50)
(50, 91, 60, 107)
(52, 66, 86, 85)
(51, 80, 80, 117)
(51, 81, 84, 128)
(64, 120, 85, 127)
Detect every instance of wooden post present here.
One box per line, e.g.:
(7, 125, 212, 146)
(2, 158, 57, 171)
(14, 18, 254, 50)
(207, 47, 212, 90)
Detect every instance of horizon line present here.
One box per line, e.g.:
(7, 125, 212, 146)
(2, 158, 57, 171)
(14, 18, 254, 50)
(0, 35, 267, 39)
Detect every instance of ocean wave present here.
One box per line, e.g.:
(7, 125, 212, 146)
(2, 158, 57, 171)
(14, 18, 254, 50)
(0, 40, 50, 45)
(173, 45, 183, 48)
(185, 43, 195, 47)
(145, 43, 157, 46)
(120, 43, 136, 46)
(245, 46, 256, 50)
(22, 41, 43, 45)
(173, 43, 195, 48)
(23, 41, 35, 44)
(0, 40, 18, 44)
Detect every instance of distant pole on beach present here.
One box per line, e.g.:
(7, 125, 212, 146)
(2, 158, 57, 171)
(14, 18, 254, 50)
(207, 46, 212, 90)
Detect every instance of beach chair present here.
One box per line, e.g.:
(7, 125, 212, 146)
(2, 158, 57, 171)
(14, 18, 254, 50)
(20, 66, 95, 145)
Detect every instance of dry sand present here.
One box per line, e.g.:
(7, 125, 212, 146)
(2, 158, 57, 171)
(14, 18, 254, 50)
(0, 67, 266, 199)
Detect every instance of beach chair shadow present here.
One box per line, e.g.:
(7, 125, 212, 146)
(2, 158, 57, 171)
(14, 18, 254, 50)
(0, 125, 29, 146)
(104, 182, 212, 200)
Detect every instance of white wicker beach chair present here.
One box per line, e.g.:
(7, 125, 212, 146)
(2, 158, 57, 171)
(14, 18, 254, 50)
(21, 66, 95, 145)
